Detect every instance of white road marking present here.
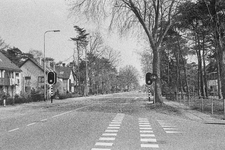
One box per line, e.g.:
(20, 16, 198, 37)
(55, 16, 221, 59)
(91, 113, 124, 150)
(27, 123, 36, 126)
(41, 119, 48, 122)
(139, 123, 150, 124)
(165, 131, 182, 133)
(140, 127, 152, 130)
(52, 111, 71, 118)
(107, 126, 120, 129)
(95, 142, 113, 146)
(161, 125, 176, 128)
(111, 122, 121, 124)
(141, 144, 159, 148)
(109, 124, 120, 127)
(140, 134, 155, 137)
(8, 128, 19, 132)
(99, 137, 115, 141)
(105, 130, 119, 132)
(102, 133, 117, 136)
(139, 125, 151, 127)
(164, 127, 179, 130)
(140, 130, 153, 133)
(141, 138, 157, 142)
(91, 148, 111, 150)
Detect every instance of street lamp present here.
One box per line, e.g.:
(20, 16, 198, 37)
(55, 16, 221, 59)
(43, 30, 60, 101)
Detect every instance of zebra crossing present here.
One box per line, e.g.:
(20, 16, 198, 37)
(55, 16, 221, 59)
(90, 115, 183, 150)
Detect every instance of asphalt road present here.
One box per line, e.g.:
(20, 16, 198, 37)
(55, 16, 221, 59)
(1, 92, 225, 150)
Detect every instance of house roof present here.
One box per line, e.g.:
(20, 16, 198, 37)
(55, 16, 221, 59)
(55, 66, 72, 79)
(0, 52, 21, 72)
(19, 57, 44, 71)
(19, 57, 54, 73)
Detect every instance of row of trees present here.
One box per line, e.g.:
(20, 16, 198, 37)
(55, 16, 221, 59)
(140, 0, 225, 100)
(69, 0, 225, 103)
(70, 26, 140, 95)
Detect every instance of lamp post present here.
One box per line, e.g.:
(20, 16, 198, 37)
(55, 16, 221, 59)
(43, 30, 60, 101)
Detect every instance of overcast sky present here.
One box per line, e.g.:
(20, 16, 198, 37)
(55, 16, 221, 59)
(0, 0, 146, 83)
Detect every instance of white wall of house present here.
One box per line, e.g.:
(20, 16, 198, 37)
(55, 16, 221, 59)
(0, 71, 21, 97)
(68, 72, 75, 93)
(20, 60, 44, 94)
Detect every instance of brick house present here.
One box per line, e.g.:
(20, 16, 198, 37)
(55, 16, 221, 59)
(0, 52, 21, 97)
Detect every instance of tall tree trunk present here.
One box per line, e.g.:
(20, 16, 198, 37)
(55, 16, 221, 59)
(202, 34, 208, 98)
(177, 38, 190, 101)
(210, 0, 223, 98)
(196, 34, 205, 98)
(174, 47, 182, 99)
(152, 47, 163, 104)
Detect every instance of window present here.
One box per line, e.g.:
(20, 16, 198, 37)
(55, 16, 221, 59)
(25, 76, 31, 80)
(25, 76, 31, 85)
(16, 73, 19, 77)
(38, 76, 44, 83)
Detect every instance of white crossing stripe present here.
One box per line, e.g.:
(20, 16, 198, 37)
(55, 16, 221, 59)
(141, 138, 157, 142)
(140, 134, 155, 137)
(139, 125, 151, 127)
(162, 125, 176, 128)
(107, 127, 120, 129)
(109, 124, 120, 127)
(140, 130, 153, 133)
(141, 144, 159, 148)
(140, 127, 152, 130)
(91, 148, 111, 150)
(164, 127, 179, 130)
(95, 142, 113, 146)
(99, 137, 116, 141)
(102, 133, 117, 136)
(110, 122, 121, 124)
(165, 131, 182, 133)
(139, 123, 150, 124)
(105, 130, 118, 132)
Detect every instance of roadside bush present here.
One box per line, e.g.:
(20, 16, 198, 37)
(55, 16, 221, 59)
(6, 97, 14, 105)
(31, 93, 44, 102)
(58, 93, 73, 100)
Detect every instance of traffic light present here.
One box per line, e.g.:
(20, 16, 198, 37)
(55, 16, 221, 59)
(145, 72, 157, 85)
(146, 72, 153, 85)
(47, 71, 57, 85)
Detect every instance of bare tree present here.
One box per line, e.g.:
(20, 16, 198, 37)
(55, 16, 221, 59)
(119, 65, 140, 91)
(0, 37, 9, 51)
(69, 0, 183, 103)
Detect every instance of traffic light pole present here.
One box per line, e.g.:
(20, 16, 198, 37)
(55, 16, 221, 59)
(49, 84, 53, 103)
(148, 87, 151, 102)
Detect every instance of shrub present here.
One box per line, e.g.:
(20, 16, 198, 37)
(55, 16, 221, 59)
(31, 93, 44, 102)
(58, 93, 73, 100)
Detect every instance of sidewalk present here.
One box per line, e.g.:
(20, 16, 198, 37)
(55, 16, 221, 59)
(164, 99, 225, 123)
